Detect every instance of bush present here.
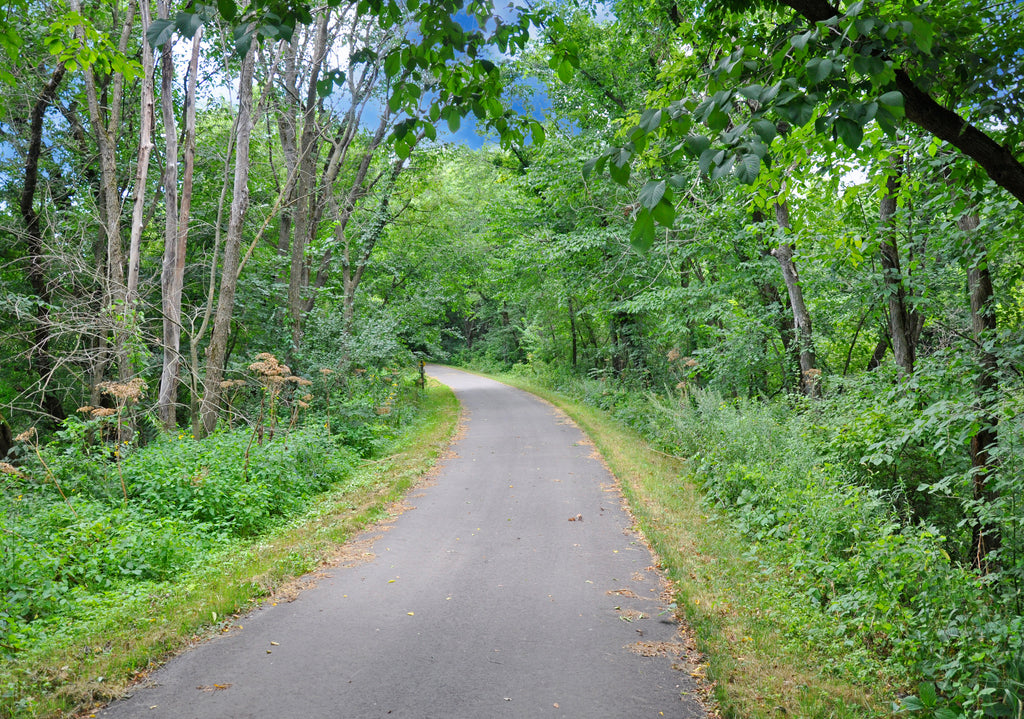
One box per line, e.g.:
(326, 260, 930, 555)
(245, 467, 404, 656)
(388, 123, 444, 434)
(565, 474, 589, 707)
(524, 369, 1024, 718)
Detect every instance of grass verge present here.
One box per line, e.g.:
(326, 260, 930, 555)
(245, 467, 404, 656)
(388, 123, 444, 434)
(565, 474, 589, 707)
(1, 380, 459, 719)
(491, 371, 891, 719)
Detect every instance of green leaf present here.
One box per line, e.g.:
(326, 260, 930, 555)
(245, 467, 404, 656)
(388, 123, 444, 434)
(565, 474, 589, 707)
(446, 110, 460, 134)
(918, 682, 938, 708)
(806, 57, 833, 85)
(845, 1, 864, 16)
(394, 137, 410, 159)
(834, 117, 863, 149)
(530, 121, 545, 146)
(638, 180, 667, 210)
(710, 155, 735, 182)
(557, 59, 573, 83)
(217, 0, 236, 21)
(146, 18, 175, 49)
(651, 197, 676, 226)
(738, 84, 763, 101)
(733, 153, 761, 184)
(685, 134, 711, 156)
(639, 108, 662, 133)
(630, 209, 655, 251)
(582, 156, 599, 180)
(879, 90, 904, 108)
(909, 17, 935, 54)
(707, 108, 729, 132)
(791, 31, 813, 51)
(609, 155, 631, 186)
(388, 90, 403, 113)
(384, 51, 401, 78)
(232, 25, 252, 57)
(753, 119, 777, 143)
(698, 147, 721, 176)
(423, 122, 436, 141)
(175, 12, 203, 39)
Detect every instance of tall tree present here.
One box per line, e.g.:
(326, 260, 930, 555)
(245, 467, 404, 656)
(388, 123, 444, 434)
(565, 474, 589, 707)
(198, 39, 257, 436)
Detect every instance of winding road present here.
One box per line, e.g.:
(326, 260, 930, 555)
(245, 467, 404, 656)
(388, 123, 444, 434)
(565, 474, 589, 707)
(99, 366, 703, 718)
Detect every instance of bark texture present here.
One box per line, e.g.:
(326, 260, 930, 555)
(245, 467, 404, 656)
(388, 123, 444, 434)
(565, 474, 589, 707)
(878, 171, 918, 374)
(19, 64, 68, 423)
(199, 42, 257, 436)
(771, 202, 818, 396)
(957, 213, 1001, 572)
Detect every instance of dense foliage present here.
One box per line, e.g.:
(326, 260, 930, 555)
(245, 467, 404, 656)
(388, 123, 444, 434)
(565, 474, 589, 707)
(2, 0, 1024, 716)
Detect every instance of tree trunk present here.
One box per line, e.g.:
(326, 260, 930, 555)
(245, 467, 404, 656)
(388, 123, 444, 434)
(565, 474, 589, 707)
(568, 295, 578, 367)
(957, 212, 1001, 572)
(771, 202, 818, 396)
(287, 14, 331, 348)
(126, 0, 155, 307)
(157, 16, 202, 430)
(753, 209, 797, 387)
(198, 41, 256, 436)
(19, 63, 69, 425)
(71, 0, 136, 383)
(878, 170, 918, 374)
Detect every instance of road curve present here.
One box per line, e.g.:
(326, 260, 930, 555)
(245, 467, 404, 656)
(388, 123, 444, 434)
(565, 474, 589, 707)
(99, 366, 702, 718)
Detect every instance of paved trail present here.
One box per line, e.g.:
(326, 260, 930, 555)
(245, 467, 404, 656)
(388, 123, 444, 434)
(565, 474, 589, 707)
(100, 367, 703, 718)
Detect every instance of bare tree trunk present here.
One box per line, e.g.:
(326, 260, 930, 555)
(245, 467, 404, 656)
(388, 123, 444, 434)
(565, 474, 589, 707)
(71, 0, 136, 383)
(771, 202, 818, 396)
(19, 63, 69, 425)
(568, 295, 578, 367)
(287, 14, 331, 348)
(126, 0, 155, 306)
(957, 212, 1001, 572)
(157, 15, 202, 430)
(753, 209, 797, 387)
(879, 170, 918, 374)
(198, 41, 257, 436)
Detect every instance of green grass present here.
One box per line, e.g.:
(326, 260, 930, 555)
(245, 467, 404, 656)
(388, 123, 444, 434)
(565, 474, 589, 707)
(0, 380, 460, 719)
(488, 370, 893, 719)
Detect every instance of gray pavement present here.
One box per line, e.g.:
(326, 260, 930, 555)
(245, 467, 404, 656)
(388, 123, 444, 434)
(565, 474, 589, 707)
(98, 366, 702, 718)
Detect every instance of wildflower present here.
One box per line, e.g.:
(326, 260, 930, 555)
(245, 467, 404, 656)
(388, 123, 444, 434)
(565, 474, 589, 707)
(91, 407, 117, 418)
(14, 427, 36, 442)
(319, 368, 333, 376)
(77, 406, 95, 414)
(667, 348, 681, 362)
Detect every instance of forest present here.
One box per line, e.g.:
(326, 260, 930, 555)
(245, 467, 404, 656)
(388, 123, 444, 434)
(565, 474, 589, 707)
(1, 0, 1023, 716)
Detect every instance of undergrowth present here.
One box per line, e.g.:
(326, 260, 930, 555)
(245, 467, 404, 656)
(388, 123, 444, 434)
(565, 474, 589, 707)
(493, 360, 1024, 719)
(0, 359, 437, 717)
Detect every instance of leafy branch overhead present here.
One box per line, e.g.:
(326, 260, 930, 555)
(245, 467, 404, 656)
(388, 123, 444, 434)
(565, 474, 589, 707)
(146, 0, 549, 152)
(583, 0, 1024, 248)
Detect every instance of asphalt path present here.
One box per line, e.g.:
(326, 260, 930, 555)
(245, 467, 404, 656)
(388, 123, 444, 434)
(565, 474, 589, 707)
(99, 366, 703, 718)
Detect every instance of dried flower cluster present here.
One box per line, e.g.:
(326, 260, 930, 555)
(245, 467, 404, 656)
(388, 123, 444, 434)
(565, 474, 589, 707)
(76, 405, 118, 418)
(248, 353, 312, 388)
(15, 427, 36, 442)
(219, 379, 248, 390)
(249, 353, 290, 379)
(0, 461, 25, 478)
(98, 378, 148, 404)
